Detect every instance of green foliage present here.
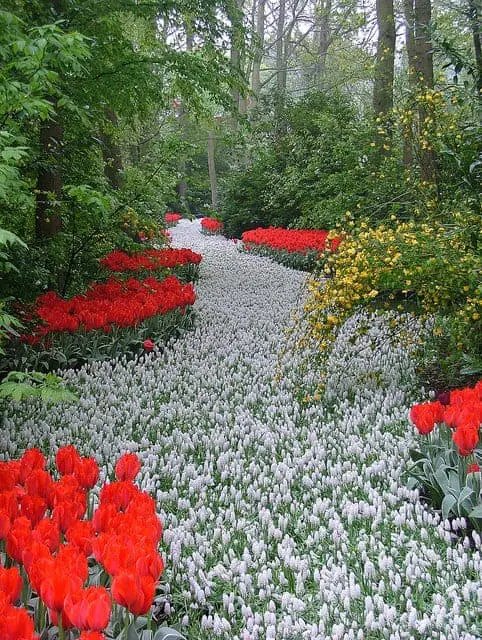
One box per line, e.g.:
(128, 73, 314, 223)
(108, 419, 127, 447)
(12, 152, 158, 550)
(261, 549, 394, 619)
(405, 430, 482, 532)
(220, 91, 394, 236)
(0, 371, 78, 403)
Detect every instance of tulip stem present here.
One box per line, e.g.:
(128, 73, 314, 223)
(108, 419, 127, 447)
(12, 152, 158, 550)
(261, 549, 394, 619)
(124, 610, 130, 638)
(37, 599, 46, 633)
(58, 615, 65, 640)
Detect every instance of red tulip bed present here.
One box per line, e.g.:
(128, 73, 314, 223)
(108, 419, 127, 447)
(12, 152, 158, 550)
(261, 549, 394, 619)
(408, 380, 482, 530)
(16, 276, 196, 370)
(0, 446, 173, 640)
(100, 248, 202, 283)
(164, 213, 182, 228)
(200, 217, 223, 235)
(240, 227, 342, 270)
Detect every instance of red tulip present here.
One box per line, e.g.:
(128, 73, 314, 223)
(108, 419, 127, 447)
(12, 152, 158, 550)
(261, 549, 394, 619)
(40, 571, 83, 612)
(22, 541, 51, 574)
(19, 448, 46, 484)
(25, 469, 54, 505)
(66, 520, 95, 557)
(115, 453, 141, 482)
(100, 481, 136, 511)
(0, 566, 23, 604)
(111, 572, 143, 612)
(6, 517, 32, 563)
(143, 339, 155, 352)
(0, 490, 20, 521)
(56, 544, 89, 582)
(19, 495, 47, 527)
(79, 632, 105, 640)
(92, 503, 118, 533)
(56, 446, 81, 476)
(0, 602, 38, 640)
(0, 462, 17, 492)
(453, 425, 479, 457)
(33, 517, 60, 553)
(64, 586, 111, 631)
(75, 457, 99, 490)
(0, 510, 11, 539)
(409, 401, 444, 435)
(468, 462, 480, 473)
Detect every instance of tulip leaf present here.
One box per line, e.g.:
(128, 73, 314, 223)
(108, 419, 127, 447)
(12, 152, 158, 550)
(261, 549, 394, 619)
(408, 448, 425, 463)
(153, 628, 185, 640)
(469, 504, 482, 518)
(434, 467, 449, 491)
(441, 493, 457, 520)
(457, 486, 473, 509)
(127, 623, 140, 640)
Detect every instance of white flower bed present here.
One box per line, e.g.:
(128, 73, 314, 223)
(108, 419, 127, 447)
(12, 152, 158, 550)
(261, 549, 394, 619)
(3, 220, 481, 640)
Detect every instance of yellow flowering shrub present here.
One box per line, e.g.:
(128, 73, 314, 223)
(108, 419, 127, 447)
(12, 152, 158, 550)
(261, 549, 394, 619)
(304, 218, 481, 363)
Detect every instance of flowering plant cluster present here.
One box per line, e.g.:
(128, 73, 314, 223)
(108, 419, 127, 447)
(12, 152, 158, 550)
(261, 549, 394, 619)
(0, 447, 174, 640)
(120, 208, 166, 245)
(29, 277, 195, 337)
(13, 277, 195, 370)
(200, 217, 223, 235)
(100, 249, 202, 283)
(5, 222, 482, 639)
(305, 217, 481, 360)
(164, 213, 182, 227)
(407, 381, 482, 528)
(241, 227, 341, 270)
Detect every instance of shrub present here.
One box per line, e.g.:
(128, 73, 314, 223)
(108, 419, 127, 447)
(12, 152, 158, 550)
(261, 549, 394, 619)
(304, 218, 481, 379)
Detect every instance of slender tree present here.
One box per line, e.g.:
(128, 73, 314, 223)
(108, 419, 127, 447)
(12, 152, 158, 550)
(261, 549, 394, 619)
(372, 0, 396, 117)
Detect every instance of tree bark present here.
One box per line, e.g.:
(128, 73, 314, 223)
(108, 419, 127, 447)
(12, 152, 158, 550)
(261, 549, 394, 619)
(35, 101, 63, 239)
(314, 0, 332, 87)
(100, 108, 123, 189)
(35, 0, 65, 239)
(207, 130, 217, 210)
(178, 25, 193, 206)
(403, 0, 417, 168)
(228, 0, 245, 116)
(373, 0, 396, 117)
(251, 0, 265, 101)
(414, 0, 436, 184)
(276, 0, 287, 97)
(468, 0, 482, 99)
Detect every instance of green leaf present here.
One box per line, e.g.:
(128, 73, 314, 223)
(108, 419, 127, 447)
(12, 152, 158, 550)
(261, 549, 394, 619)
(434, 467, 450, 491)
(408, 448, 425, 463)
(457, 486, 474, 510)
(153, 628, 185, 640)
(127, 623, 139, 640)
(441, 494, 457, 519)
(469, 504, 482, 519)
(0, 228, 27, 249)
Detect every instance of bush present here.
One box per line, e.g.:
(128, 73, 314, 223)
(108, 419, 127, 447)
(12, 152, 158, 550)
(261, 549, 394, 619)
(304, 218, 481, 381)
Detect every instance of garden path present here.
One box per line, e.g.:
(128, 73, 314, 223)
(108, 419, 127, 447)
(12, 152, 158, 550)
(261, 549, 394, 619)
(3, 220, 481, 639)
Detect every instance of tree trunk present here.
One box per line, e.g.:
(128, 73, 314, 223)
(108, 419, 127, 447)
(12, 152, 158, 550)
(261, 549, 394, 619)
(100, 108, 123, 189)
(414, 0, 436, 184)
(35, 101, 63, 239)
(251, 0, 265, 102)
(468, 0, 482, 99)
(207, 130, 217, 210)
(373, 0, 396, 117)
(228, 0, 245, 116)
(314, 0, 332, 87)
(403, 0, 417, 168)
(35, 0, 65, 239)
(276, 0, 287, 96)
(178, 25, 193, 206)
